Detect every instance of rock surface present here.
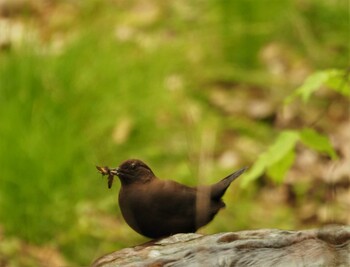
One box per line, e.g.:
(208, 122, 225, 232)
(92, 225, 350, 267)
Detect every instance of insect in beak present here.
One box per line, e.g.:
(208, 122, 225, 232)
(96, 166, 118, 189)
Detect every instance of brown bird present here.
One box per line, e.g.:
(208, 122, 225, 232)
(96, 159, 246, 239)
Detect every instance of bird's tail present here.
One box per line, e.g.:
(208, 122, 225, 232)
(210, 167, 247, 200)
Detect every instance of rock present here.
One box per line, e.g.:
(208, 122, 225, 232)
(92, 225, 350, 267)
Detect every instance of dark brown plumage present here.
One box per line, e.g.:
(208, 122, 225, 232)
(97, 159, 246, 239)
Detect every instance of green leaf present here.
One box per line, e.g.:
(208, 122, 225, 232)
(300, 128, 338, 160)
(241, 131, 299, 187)
(285, 69, 350, 104)
(264, 130, 300, 165)
(240, 154, 267, 188)
(299, 72, 329, 102)
(241, 128, 338, 187)
(325, 69, 350, 97)
(267, 149, 295, 184)
(285, 71, 329, 104)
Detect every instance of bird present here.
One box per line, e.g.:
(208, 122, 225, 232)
(96, 159, 246, 239)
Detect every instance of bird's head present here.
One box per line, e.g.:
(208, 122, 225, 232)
(97, 159, 155, 188)
(114, 159, 155, 185)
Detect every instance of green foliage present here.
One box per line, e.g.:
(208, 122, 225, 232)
(242, 68, 343, 186)
(241, 127, 338, 186)
(286, 69, 350, 103)
(299, 128, 337, 160)
(241, 131, 299, 186)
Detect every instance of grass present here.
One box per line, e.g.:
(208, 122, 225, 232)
(0, 0, 348, 265)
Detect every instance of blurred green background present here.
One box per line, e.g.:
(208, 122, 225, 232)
(0, 0, 348, 266)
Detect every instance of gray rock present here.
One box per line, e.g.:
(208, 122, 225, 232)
(92, 225, 350, 267)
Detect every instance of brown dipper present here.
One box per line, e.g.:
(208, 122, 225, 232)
(97, 159, 246, 238)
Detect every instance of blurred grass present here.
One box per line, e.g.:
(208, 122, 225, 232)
(0, 0, 348, 265)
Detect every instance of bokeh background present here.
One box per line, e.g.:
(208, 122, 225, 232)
(0, 0, 349, 266)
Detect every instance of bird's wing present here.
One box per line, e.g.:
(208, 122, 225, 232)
(120, 179, 197, 217)
(146, 180, 225, 231)
(210, 167, 247, 200)
(148, 179, 197, 218)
